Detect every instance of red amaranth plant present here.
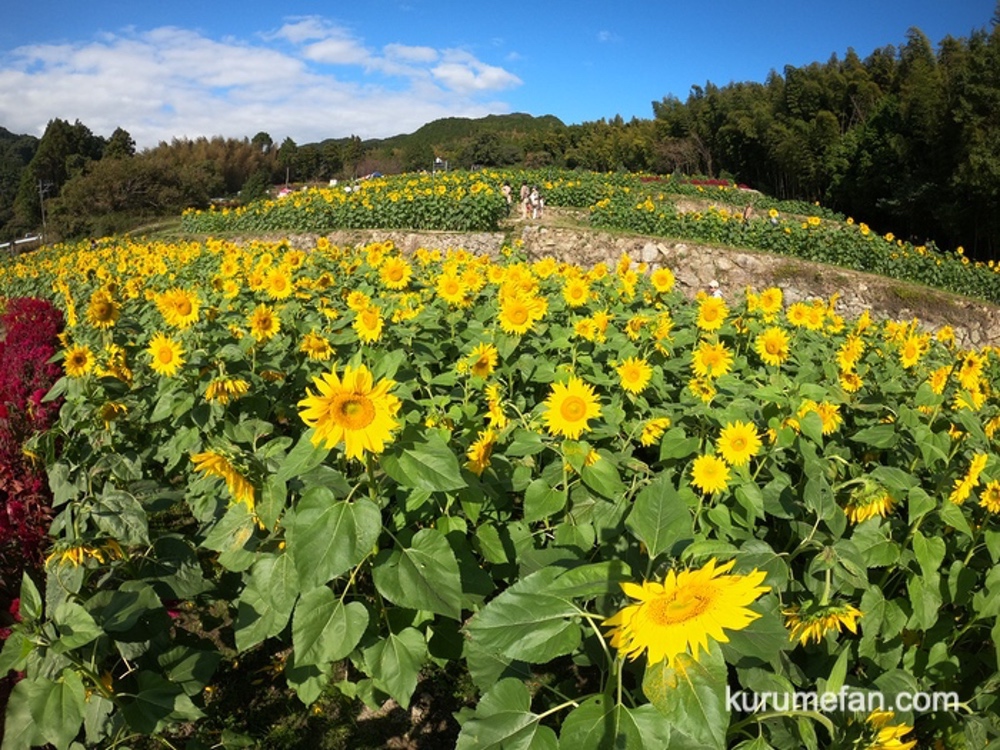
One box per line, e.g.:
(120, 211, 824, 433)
(0, 297, 64, 609)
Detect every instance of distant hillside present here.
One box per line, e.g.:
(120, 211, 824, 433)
(310, 112, 566, 153)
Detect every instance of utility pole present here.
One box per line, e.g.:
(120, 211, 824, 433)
(37, 180, 49, 237)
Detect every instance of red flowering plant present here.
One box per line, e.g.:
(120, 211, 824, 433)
(0, 297, 64, 613)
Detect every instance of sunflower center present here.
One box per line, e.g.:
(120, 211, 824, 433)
(156, 347, 174, 364)
(93, 301, 114, 320)
(175, 299, 193, 316)
(560, 395, 587, 422)
(508, 306, 529, 325)
(646, 587, 712, 625)
(766, 339, 782, 355)
(334, 395, 376, 430)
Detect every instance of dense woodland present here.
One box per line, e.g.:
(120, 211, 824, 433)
(1, 11, 998, 259)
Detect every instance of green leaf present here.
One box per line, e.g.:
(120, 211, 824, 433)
(18, 573, 42, 622)
(200, 502, 258, 572)
(2, 679, 47, 750)
(625, 474, 692, 559)
(580, 455, 627, 500)
(0, 631, 34, 675)
(372, 528, 464, 619)
(50, 601, 103, 653)
(34, 670, 87, 750)
(523, 478, 567, 523)
(92, 489, 149, 545)
(275, 431, 330, 482)
(381, 433, 467, 492)
(456, 678, 559, 750)
(659, 427, 700, 460)
(560, 695, 671, 750)
(505, 428, 547, 457)
(90, 581, 162, 633)
(121, 671, 204, 734)
(850, 424, 898, 449)
(643, 642, 729, 750)
(293, 589, 369, 666)
(286, 487, 381, 589)
(157, 646, 222, 697)
(465, 567, 581, 664)
(721, 597, 792, 664)
(363, 627, 426, 708)
(234, 553, 300, 652)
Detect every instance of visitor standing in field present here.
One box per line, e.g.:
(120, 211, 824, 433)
(520, 183, 530, 219)
(501, 181, 513, 215)
(530, 186, 542, 219)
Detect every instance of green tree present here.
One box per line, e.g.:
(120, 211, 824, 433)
(104, 127, 136, 159)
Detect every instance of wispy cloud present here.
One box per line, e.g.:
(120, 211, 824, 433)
(597, 30, 622, 43)
(0, 17, 523, 148)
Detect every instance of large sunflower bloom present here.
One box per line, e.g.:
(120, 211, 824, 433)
(264, 267, 294, 299)
(498, 294, 547, 335)
(543, 375, 601, 440)
(754, 327, 789, 367)
(616, 356, 652, 394)
(603, 559, 768, 668)
(691, 340, 733, 379)
(380, 256, 412, 290)
(86, 289, 120, 329)
(248, 304, 280, 342)
(468, 342, 499, 379)
(298, 363, 401, 460)
(156, 288, 200, 329)
(147, 333, 185, 377)
(354, 305, 384, 344)
(466, 429, 496, 476)
(64, 344, 95, 377)
(191, 449, 255, 510)
(696, 296, 728, 331)
(690, 454, 730, 494)
(716, 420, 762, 467)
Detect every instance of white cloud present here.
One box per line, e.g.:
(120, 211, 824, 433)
(0, 19, 523, 149)
(597, 30, 622, 43)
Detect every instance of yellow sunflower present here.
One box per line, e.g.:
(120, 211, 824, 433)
(86, 289, 120, 329)
(436, 272, 468, 307)
(300, 331, 334, 361)
(758, 287, 783, 319)
(690, 454, 730, 494)
(264, 267, 294, 300)
(64, 344, 95, 377)
(147, 333, 185, 377)
(191, 449, 255, 510)
(899, 334, 926, 369)
(716, 420, 762, 467)
(691, 340, 733, 379)
(650, 267, 675, 293)
(156, 288, 200, 329)
(298, 363, 401, 460)
(862, 711, 917, 750)
(204, 377, 250, 405)
(784, 601, 863, 646)
(562, 277, 591, 308)
(696, 296, 728, 331)
(380, 256, 412, 290)
(465, 429, 497, 476)
(616, 356, 653, 394)
(354, 305, 384, 344)
(498, 295, 546, 336)
(754, 327, 789, 367)
(467, 342, 499, 379)
(543, 375, 601, 440)
(980, 481, 1000, 513)
(844, 479, 896, 523)
(248, 304, 281, 342)
(639, 416, 672, 447)
(603, 559, 769, 668)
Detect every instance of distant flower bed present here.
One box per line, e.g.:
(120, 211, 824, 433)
(0, 233, 997, 748)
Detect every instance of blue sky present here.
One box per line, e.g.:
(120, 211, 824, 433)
(1, 1, 995, 149)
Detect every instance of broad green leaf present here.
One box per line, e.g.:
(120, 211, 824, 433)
(89, 581, 162, 633)
(625, 474, 692, 559)
(293, 590, 368, 666)
(2, 679, 47, 750)
(643, 643, 729, 750)
(34, 670, 87, 750)
(0, 630, 34, 675)
(234, 553, 299, 652)
(465, 567, 582, 664)
(286, 488, 381, 589)
(580, 456, 626, 500)
(560, 695, 671, 750)
(121, 671, 204, 734)
(157, 646, 222, 697)
(659, 427, 700, 460)
(372, 528, 463, 619)
(505, 428, 547, 457)
(363, 627, 426, 708)
(456, 678, 559, 750)
(381, 433, 467, 492)
(50, 601, 103, 653)
(275, 430, 330, 482)
(200, 502, 258, 572)
(849, 424, 898, 449)
(721, 597, 792, 664)
(18, 573, 42, 622)
(91, 489, 149, 545)
(912, 531, 946, 580)
(523, 478, 567, 522)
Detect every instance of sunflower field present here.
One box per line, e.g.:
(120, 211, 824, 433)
(2, 190, 1000, 749)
